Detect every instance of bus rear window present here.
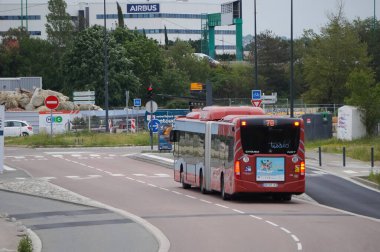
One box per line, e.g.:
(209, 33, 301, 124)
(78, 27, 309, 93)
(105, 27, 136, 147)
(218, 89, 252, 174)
(240, 120, 300, 155)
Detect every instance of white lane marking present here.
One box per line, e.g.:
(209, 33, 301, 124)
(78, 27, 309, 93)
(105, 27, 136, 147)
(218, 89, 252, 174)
(14, 156, 25, 159)
(200, 199, 212, 204)
(281, 227, 291, 234)
(291, 234, 300, 242)
(158, 187, 169, 191)
(215, 204, 229, 209)
(71, 154, 82, 157)
(52, 155, 63, 158)
(136, 180, 146, 184)
(147, 183, 157, 187)
(249, 215, 262, 220)
(297, 243, 302, 250)
(232, 209, 245, 214)
(3, 165, 16, 171)
(45, 151, 90, 154)
(343, 170, 358, 174)
(185, 195, 196, 199)
(141, 153, 174, 163)
(66, 175, 102, 180)
(90, 154, 101, 157)
(125, 177, 135, 181)
(265, 221, 279, 227)
(40, 177, 56, 181)
(97, 169, 103, 172)
(154, 173, 170, 177)
(110, 174, 124, 177)
(172, 191, 182, 195)
(133, 174, 147, 177)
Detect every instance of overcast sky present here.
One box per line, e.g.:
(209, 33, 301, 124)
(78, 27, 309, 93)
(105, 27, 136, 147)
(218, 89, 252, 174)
(242, 0, 378, 37)
(4, 0, 377, 38)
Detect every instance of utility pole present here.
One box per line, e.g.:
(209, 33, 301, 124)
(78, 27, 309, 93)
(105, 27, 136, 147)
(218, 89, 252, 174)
(290, 0, 294, 118)
(103, 0, 109, 132)
(254, 0, 258, 89)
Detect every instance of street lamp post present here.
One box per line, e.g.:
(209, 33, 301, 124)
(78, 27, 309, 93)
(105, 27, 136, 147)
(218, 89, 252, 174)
(103, 0, 109, 132)
(254, 0, 258, 89)
(290, 0, 294, 118)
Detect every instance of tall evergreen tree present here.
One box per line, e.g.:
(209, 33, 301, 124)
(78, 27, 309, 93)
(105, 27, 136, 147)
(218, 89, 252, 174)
(116, 2, 125, 28)
(164, 26, 169, 50)
(45, 0, 74, 48)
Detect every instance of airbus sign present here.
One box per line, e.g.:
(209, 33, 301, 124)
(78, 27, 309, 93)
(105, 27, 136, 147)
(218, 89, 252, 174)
(127, 4, 160, 13)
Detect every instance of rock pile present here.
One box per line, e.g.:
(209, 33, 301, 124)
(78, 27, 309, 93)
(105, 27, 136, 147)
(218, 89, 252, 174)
(0, 88, 102, 111)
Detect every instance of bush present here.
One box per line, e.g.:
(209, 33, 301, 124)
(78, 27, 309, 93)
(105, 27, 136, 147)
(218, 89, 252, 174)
(18, 236, 33, 252)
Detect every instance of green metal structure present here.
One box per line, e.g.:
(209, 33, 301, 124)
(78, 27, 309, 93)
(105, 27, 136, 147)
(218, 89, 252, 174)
(201, 14, 243, 61)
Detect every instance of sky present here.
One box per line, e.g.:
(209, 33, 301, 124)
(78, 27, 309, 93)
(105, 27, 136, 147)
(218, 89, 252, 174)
(4, 0, 377, 38)
(242, 0, 378, 37)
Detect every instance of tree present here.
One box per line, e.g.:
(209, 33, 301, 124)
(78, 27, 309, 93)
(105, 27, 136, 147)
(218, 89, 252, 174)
(352, 18, 380, 82)
(345, 69, 380, 136)
(302, 8, 370, 104)
(62, 26, 139, 107)
(45, 0, 74, 48)
(116, 2, 125, 28)
(164, 26, 169, 50)
(247, 30, 290, 97)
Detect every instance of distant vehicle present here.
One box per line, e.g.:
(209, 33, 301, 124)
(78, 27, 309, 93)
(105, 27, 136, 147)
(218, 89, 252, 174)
(193, 53, 220, 66)
(170, 106, 305, 201)
(4, 120, 34, 137)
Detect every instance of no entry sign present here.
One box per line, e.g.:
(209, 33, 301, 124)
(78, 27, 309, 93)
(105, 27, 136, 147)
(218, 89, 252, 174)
(45, 95, 59, 110)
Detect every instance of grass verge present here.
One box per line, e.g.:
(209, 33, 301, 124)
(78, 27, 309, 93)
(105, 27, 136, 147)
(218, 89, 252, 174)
(5, 131, 156, 147)
(305, 136, 380, 162)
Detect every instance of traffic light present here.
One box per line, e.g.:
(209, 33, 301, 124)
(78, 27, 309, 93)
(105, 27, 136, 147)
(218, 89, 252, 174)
(147, 84, 153, 100)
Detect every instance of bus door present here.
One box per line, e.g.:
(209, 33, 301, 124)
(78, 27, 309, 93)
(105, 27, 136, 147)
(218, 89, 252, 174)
(203, 122, 213, 191)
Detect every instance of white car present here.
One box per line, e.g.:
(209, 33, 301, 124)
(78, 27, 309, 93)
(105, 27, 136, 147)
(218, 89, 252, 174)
(4, 120, 34, 137)
(193, 53, 220, 66)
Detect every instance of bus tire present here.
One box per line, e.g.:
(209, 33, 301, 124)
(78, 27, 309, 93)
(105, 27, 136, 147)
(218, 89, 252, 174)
(221, 176, 230, 200)
(181, 172, 191, 189)
(283, 194, 292, 201)
(200, 171, 207, 194)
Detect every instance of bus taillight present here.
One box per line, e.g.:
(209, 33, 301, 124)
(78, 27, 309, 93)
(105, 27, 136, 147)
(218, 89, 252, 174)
(300, 161, 305, 176)
(294, 121, 300, 127)
(234, 160, 241, 177)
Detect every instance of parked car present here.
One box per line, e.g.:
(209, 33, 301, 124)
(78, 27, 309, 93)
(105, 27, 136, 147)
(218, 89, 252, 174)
(193, 53, 220, 66)
(4, 120, 34, 136)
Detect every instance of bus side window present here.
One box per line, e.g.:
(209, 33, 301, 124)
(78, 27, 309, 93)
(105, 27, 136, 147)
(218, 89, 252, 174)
(170, 130, 179, 142)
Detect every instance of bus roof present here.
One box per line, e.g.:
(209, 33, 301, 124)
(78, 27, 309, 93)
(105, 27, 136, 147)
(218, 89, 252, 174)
(185, 106, 265, 121)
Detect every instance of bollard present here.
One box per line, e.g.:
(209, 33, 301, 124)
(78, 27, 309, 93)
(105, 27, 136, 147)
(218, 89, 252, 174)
(343, 147, 346, 167)
(371, 147, 374, 169)
(318, 147, 322, 166)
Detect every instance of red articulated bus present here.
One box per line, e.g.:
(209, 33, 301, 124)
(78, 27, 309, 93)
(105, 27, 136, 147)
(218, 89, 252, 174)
(170, 106, 305, 201)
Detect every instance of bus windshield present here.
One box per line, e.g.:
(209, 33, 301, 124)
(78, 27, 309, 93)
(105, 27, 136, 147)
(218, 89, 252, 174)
(240, 119, 300, 155)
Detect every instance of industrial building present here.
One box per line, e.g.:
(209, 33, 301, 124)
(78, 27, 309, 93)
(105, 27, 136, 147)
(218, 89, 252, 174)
(0, 0, 240, 54)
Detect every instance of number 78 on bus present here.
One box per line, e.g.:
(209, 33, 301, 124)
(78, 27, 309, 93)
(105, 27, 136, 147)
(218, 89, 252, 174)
(169, 106, 305, 201)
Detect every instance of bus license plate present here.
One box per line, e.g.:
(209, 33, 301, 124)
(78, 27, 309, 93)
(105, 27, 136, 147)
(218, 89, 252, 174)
(262, 183, 278, 188)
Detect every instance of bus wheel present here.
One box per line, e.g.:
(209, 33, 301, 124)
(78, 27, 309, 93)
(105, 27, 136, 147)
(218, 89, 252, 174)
(283, 194, 292, 201)
(221, 176, 230, 200)
(181, 172, 191, 189)
(200, 171, 207, 194)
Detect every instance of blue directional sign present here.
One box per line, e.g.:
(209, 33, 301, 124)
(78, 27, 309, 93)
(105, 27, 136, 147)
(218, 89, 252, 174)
(133, 98, 141, 107)
(252, 90, 262, 100)
(148, 119, 160, 133)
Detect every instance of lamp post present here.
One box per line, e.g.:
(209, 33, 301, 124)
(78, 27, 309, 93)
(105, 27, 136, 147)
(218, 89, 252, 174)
(103, 0, 109, 132)
(290, 0, 294, 118)
(254, 0, 258, 89)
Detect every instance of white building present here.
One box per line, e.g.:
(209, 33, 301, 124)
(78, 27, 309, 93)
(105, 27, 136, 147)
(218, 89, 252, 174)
(0, 0, 238, 54)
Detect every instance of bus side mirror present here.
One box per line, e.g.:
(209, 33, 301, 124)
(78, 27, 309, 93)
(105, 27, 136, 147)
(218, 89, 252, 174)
(170, 130, 179, 142)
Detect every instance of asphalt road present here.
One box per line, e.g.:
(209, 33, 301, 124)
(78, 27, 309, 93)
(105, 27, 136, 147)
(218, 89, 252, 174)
(306, 168, 380, 219)
(4, 147, 380, 252)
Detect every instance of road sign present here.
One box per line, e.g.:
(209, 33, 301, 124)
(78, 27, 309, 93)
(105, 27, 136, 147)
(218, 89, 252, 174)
(45, 95, 59, 110)
(148, 119, 160, 133)
(252, 90, 262, 100)
(134, 98, 142, 107)
(145, 100, 158, 113)
(251, 99, 262, 107)
(73, 90, 95, 105)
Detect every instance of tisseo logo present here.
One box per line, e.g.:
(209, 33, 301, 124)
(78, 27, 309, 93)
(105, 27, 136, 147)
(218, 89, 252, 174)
(46, 116, 63, 123)
(127, 4, 159, 13)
